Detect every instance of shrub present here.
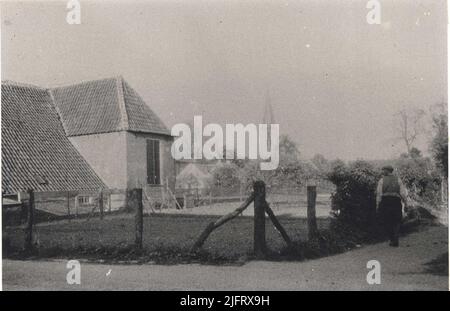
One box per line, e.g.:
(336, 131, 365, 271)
(212, 163, 240, 188)
(327, 160, 380, 236)
(327, 157, 439, 240)
(430, 105, 448, 178)
(392, 157, 441, 206)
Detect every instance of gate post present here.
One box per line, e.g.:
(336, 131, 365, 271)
(307, 185, 318, 240)
(135, 188, 143, 249)
(128, 188, 143, 250)
(98, 189, 104, 220)
(253, 181, 266, 258)
(25, 189, 34, 253)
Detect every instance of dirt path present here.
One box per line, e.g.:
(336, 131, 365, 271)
(3, 226, 448, 291)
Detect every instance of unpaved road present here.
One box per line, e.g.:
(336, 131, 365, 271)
(3, 226, 448, 290)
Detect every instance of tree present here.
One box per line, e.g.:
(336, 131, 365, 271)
(429, 104, 448, 177)
(311, 153, 330, 178)
(394, 108, 426, 155)
(237, 135, 303, 190)
(279, 134, 300, 163)
(212, 162, 240, 188)
(409, 147, 422, 159)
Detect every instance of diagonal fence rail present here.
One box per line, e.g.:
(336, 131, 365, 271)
(191, 180, 306, 258)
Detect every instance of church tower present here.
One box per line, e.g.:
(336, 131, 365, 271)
(262, 90, 276, 149)
(262, 90, 275, 125)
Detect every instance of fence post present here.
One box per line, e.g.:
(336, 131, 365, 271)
(253, 181, 266, 258)
(24, 189, 34, 253)
(129, 188, 143, 250)
(67, 190, 71, 221)
(108, 192, 112, 212)
(307, 185, 318, 240)
(98, 189, 104, 220)
(75, 195, 79, 218)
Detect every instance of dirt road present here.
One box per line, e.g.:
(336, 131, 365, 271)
(3, 226, 448, 290)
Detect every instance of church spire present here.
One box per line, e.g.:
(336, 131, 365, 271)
(262, 90, 276, 151)
(262, 90, 275, 125)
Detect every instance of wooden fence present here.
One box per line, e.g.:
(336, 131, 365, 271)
(174, 181, 330, 210)
(9, 188, 145, 252)
(6, 182, 319, 257)
(191, 181, 319, 258)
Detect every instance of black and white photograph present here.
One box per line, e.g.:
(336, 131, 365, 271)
(0, 0, 448, 293)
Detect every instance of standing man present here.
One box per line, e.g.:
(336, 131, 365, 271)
(376, 165, 408, 247)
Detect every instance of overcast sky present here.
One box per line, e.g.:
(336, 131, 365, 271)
(1, 0, 447, 160)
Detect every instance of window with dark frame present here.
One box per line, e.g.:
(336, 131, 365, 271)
(146, 139, 160, 185)
(78, 196, 91, 205)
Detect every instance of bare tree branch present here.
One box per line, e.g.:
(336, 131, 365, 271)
(394, 108, 426, 155)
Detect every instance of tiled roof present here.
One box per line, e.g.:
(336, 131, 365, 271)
(51, 77, 170, 136)
(122, 80, 170, 135)
(50, 78, 123, 137)
(1, 82, 107, 194)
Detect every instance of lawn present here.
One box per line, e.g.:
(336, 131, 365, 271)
(3, 213, 330, 262)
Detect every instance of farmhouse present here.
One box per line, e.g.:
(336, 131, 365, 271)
(1, 80, 107, 217)
(51, 76, 175, 191)
(1, 77, 175, 211)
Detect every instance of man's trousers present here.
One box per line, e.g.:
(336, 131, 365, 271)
(378, 196, 403, 246)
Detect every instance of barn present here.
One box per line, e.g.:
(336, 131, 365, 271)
(1, 81, 107, 195)
(2, 77, 176, 213)
(51, 76, 176, 193)
(1, 81, 107, 218)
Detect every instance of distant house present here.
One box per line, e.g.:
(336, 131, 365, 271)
(1, 77, 175, 211)
(175, 162, 213, 194)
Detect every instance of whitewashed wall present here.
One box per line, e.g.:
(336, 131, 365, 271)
(69, 131, 128, 189)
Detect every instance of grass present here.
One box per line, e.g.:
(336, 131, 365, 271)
(4, 207, 429, 265)
(3, 213, 331, 264)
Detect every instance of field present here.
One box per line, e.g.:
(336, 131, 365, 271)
(3, 192, 333, 263)
(4, 212, 331, 262)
